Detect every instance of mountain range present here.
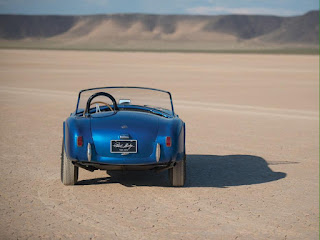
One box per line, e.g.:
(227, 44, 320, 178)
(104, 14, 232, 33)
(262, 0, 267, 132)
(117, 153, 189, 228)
(0, 10, 318, 52)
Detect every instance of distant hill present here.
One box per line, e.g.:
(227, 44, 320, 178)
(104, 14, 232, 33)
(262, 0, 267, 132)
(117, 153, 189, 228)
(0, 11, 318, 52)
(0, 15, 75, 39)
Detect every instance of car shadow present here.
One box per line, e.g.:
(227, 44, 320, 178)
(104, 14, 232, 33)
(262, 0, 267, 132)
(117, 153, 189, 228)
(76, 154, 289, 187)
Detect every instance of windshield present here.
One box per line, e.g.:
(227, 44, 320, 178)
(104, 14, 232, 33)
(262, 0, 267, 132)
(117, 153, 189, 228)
(76, 87, 174, 116)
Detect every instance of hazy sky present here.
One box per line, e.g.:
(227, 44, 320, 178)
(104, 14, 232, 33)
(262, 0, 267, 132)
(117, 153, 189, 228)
(0, 0, 318, 16)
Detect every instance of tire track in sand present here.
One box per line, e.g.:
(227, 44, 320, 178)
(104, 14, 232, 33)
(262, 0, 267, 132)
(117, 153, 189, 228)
(0, 86, 318, 120)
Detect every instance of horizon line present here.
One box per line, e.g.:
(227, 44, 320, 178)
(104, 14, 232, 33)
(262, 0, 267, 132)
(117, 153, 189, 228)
(0, 9, 318, 18)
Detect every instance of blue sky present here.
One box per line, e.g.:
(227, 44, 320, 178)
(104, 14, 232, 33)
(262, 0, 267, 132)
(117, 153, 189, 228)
(0, 0, 318, 16)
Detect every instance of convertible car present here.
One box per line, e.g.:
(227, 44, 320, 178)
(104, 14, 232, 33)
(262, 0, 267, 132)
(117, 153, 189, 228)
(61, 87, 186, 187)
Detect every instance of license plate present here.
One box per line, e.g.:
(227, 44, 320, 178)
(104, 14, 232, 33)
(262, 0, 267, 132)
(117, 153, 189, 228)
(110, 140, 137, 153)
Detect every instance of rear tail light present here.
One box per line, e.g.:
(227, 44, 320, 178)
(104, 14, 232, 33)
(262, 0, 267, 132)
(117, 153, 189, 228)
(166, 136, 172, 147)
(77, 136, 83, 147)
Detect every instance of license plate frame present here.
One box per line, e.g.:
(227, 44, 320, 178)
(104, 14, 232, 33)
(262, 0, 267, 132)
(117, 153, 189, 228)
(110, 140, 137, 153)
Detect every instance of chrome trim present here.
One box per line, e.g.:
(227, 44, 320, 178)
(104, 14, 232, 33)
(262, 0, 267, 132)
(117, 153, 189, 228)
(156, 143, 161, 162)
(120, 134, 130, 139)
(87, 143, 92, 161)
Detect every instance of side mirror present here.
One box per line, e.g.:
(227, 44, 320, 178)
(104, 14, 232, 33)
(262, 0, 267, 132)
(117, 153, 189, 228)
(119, 99, 131, 105)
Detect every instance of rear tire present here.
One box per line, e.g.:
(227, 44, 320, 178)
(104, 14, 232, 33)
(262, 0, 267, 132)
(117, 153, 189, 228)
(169, 155, 186, 187)
(61, 139, 79, 185)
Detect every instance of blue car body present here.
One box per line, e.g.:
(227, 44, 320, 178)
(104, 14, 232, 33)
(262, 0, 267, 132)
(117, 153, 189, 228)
(63, 87, 185, 174)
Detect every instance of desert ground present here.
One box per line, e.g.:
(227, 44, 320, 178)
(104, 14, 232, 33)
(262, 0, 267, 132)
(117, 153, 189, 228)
(0, 49, 318, 239)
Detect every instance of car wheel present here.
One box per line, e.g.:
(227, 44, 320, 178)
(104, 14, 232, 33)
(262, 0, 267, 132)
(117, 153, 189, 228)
(169, 155, 186, 187)
(61, 139, 79, 185)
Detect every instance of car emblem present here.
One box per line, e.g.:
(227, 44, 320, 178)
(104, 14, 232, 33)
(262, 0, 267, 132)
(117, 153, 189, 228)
(121, 125, 128, 129)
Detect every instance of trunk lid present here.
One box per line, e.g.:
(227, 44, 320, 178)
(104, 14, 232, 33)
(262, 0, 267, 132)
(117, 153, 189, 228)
(90, 111, 159, 158)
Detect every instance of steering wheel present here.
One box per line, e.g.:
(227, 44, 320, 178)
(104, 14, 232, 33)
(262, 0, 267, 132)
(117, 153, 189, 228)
(84, 92, 119, 116)
(90, 101, 113, 113)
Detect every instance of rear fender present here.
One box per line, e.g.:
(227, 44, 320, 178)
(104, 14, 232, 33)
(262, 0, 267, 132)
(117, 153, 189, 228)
(157, 117, 184, 162)
(64, 116, 91, 161)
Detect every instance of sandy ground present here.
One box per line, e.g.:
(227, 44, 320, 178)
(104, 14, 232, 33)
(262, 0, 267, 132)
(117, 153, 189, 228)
(0, 49, 318, 240)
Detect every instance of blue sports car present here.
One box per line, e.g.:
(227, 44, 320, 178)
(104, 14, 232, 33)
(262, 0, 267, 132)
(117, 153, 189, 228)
(61, 87, 186, 186)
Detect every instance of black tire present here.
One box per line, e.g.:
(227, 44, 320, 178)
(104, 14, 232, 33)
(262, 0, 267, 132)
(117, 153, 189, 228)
(61, 139, 79, 185)
(169, 155, 186, 187)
